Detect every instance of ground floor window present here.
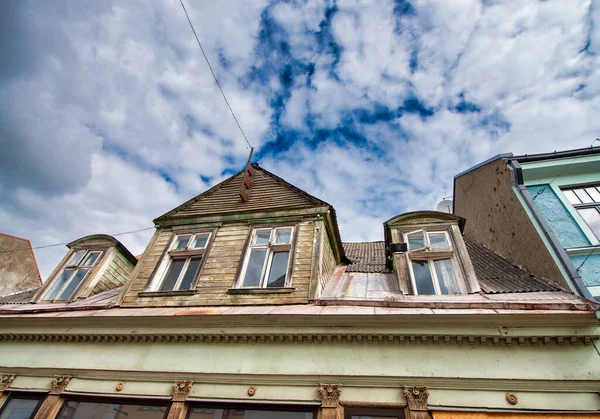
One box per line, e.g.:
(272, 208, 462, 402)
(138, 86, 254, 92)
(57, 397, 168, 419)
(187, 403, 316, 419)
(344, 407, 405, 419)
(0, 393, 44, 419)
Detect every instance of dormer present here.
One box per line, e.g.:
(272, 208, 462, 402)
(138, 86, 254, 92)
(32, 234, 137, 303)
(119, 164, 346, 307)
(384, 211, 480, 296)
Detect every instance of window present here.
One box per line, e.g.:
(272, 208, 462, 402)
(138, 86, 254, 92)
(237, 227, 294, 288)
(0, 393, 44, 419)
(157, 232, 212, 292)
(344, 407, 404, 419)
(41, 250, 103, 301)
(403, 229, 463, 295)
(187, 403, 315, 419)
(562, 185, 600, 239)
(57, 398, 168, 419)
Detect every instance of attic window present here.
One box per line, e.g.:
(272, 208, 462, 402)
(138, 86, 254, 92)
(41, 250, 103, 301)
(402, 229, 464, 295)
(155, 232, 213, 292)
(237, 227, 294, 289)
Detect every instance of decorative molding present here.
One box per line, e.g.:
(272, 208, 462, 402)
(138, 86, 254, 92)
(50, 375, 72, 394)
(319, 384, 342, 408)
(172, 380, 193, 402)
(0, 333, 593, 346)
(0, 374, 16, 391)
(403, 386, 429, 411)
(505, 392, 518, 405)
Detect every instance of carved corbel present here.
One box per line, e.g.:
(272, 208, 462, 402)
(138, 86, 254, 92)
(402, 386, 431, 419)
(0, 374, 16, 392)
(172, 380, 193, 402)
(319, 384, 342, 419)
(50, 375, 72, 395)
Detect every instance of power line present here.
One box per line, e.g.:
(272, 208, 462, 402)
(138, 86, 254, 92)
(0, 226, 155, 255)
(179, 0, 253, 150)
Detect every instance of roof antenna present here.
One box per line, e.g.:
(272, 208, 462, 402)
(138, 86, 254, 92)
(239, 147, 255, 202)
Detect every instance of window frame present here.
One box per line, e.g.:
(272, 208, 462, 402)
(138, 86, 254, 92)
(0, 392, 45, 419)
(148, 230, 215, 293)
(561, 184, 600, 240)
(40, 249, 104, 302)
(56, 395, 170, 419)
(344, 406, 405, 419)
(186, 402, 317, 419)
(400, 227, 467, 296)
(235, 225, 296, 289)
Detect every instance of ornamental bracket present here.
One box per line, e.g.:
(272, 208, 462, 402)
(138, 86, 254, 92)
(319, 383, 342, 408)
(172, 380, 194, 402)
(50, 375, 72, 395)
(0, 374, 16, 392)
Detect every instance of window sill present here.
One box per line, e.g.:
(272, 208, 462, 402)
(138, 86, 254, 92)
(227, 287, 295, 295)
(138, 290, 196, 297)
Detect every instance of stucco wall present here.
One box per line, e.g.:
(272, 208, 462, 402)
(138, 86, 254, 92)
(453, 159, 567, 289)
(0, 234, 41, 296)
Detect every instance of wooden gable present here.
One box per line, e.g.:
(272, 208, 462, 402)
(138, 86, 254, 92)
(155, 164, 329, 223)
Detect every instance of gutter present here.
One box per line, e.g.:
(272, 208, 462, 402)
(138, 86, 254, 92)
(506, 159, 594, 301)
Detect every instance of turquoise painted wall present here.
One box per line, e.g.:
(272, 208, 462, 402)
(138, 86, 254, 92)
(570, 254, 600, 287)
(527, 185, 591, 248)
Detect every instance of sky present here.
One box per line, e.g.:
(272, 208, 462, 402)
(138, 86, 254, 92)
(1, 0, 599, 280)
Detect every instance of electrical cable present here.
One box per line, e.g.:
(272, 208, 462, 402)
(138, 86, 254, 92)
(179, 0, 253, 150)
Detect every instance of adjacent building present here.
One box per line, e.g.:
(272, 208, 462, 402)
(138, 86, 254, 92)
(0, 164, 598, 419)
(454, 146, 600, 302)
(0, 233, 42, 300)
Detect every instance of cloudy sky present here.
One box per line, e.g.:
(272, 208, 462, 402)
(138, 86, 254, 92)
(1, 0, 599, 280)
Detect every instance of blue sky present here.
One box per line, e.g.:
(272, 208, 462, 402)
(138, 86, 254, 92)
(1, 0, 600, 279)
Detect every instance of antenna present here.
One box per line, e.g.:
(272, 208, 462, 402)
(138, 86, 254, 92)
(436, 199, 453, 214)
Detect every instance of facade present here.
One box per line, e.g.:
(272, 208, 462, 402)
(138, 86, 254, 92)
(0, 164, 599, 419)
(0, 233, 42, 298)
(454, 147, 600, 302)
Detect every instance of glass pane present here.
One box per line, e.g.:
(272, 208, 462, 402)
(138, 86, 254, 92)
(253, 230, 271, 245)
(574, 188, 593, 204)
(57, 268, 89, 300)
(82, 251, 101, 266)
(585, 187, 600, 203)
(411, 260, 435, 295)
(428, 232, 449, 249)
(174, 235, 191, 250)
(188, 407, 313, 419)
(274, 228, 292, 244)
(241, 248, 267, 287)
(350, 417, 397, 419)
(178, 258, 202, 290)
(433, 259, 461, 294)
(191, 233, 210, 249)
(562, 189, 581, 205)
(0, 396, 42, 419)
(160, 259, 186, 291)
(43, 269, 75, 300)
(407, 231, 425, 250)
(266, 252, 289, 287)
(578, 208, 600, 239)
(68, 251, 86, 266)
(57, 400, 167, 419)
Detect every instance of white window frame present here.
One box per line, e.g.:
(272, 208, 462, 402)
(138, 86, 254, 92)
(402, 228, 465, 295)
(236, 226, 295, 289)
(561, 184, 600, 241)
(41, 250, 103, 301)
(153, 231, 213, 292)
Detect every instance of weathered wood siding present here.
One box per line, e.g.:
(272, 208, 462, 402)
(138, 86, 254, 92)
(318, 227, 337, 297)
(167, 170, 317, 218)
(121, 221, 316, 307)
(91, 250, 135, 295)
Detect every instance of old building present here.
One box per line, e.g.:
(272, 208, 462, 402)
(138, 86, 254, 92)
(0, 164, 598, 419)
(454, 147, 600, 302)
(0, 233, 42, 299)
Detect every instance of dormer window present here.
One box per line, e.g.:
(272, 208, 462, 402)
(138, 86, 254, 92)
(156, 232, 212, 292)
(41, 250, 103, 301)
(405, 229, 462, 295)
(237, 227, 294, 288)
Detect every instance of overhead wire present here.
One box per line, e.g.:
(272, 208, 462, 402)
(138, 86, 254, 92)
(179, 0, 253, 150)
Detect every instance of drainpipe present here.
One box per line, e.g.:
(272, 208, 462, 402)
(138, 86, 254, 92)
(507, 160, 594, 301)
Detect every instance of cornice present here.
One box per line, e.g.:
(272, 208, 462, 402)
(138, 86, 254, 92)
(0, 332, 594, 346)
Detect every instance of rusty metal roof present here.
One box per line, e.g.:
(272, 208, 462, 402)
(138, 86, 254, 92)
(342, 239, 561, 294)
(343, 242, 389, 273)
